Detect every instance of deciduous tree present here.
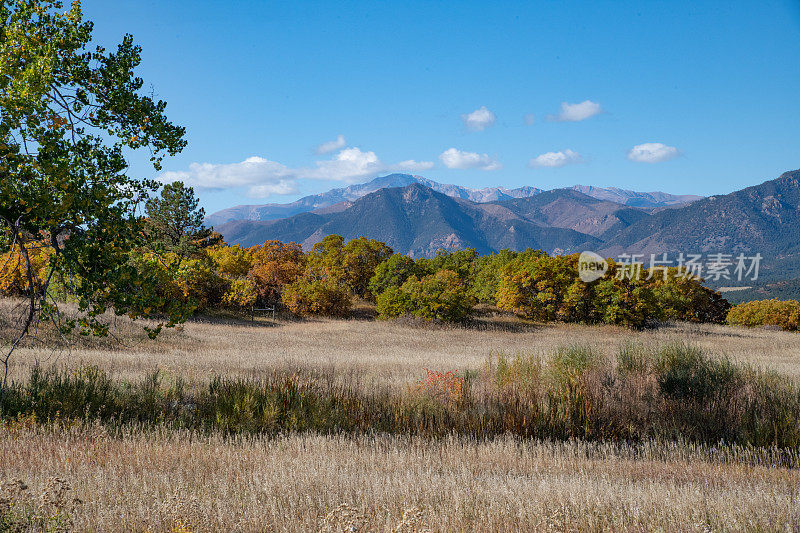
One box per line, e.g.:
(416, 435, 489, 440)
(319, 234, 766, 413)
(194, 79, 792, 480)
(343, 236, 392, 300)
(249, 240, 304, 304)
(0, 0, 188, 398)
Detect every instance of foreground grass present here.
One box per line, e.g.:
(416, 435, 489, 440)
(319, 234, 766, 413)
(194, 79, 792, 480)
(4, 343, 800, 450)
(3, 315, 800, 531)
(2, 425, 799, 532)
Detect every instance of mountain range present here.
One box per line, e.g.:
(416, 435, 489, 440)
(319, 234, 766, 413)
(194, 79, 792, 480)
(205, 174, 702, 226)
(212, 169, 800, 298)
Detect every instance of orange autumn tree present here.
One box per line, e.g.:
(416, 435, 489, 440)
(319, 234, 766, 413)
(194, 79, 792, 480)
(249, 240, 305, 305)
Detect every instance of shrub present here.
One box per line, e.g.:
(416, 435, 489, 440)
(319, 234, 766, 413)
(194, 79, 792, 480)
(175, 257, 227, 311)
(376, 270, 475, 322)
(414, 369, 467, 405)
(648, 268, 730, 323)
(206, 244, 253, 278)
(495, 252, 574, 322)
(471, 250, 519, 304)
(282, 278, 352, 317)
(221, 278, 258, 310)
(726, 299, 800, 331)
(591, 275, 658, 329)
(375, 286, 414, 318)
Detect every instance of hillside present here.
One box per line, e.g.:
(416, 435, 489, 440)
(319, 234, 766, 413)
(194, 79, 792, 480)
(599, 169, 800, 282)
(498, 189, 652, 237)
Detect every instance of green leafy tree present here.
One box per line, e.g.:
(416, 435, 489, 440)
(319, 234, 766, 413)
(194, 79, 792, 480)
(592, 276, 658, 329)
(495, 253, 660, 328)
(367, 253, 422, 298)
(343, 236, 393, 300)
(376, 269, 475, 322)
(647, 267, 730, 323)
(0, 0, 188, 397)
(471, 249, 518, 304)
(418, 248, 478, 283)
(495, 252, 575, 321)
(144, 181, 220, 259)
(305, 234, 348, 284)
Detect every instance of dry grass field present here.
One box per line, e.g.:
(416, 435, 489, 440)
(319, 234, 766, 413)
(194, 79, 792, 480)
(2, 313, 800, 531)
(6, 312, 800, 385)
(3, 426, 799, 532)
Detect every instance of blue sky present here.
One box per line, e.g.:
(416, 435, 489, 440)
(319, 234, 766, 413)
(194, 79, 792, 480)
(83, 0, 800, 214)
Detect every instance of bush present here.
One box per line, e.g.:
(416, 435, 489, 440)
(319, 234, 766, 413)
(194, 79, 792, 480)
(0, 244, 51, 297)
(471, 250, 519, 304)
(342, 237, 393, 299)
(375, 286, 414, 318)
(646, 267, 730, 323)
(376, 269, 475, 322)
(206, 244, 253, 278)
(281, 278, 352, 317)
(175, 257, 228, 311)
(726, 299, 800, 331)
(221, 278, 258, 310)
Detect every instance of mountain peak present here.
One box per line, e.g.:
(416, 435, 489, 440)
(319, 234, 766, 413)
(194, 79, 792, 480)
(777, 169, 800, 186)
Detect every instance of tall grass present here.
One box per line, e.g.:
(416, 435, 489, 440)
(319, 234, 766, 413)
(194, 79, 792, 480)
(3, 343, 800, 450)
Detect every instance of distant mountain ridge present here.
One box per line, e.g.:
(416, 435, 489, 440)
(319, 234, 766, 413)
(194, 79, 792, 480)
(205, 174, 702, 226)
(217, 183, 604, 257)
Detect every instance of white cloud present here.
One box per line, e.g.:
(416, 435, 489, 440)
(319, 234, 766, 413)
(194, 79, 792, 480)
(461, 106, 496, 131)
(315, 134, 347, 155)
(627, 142, 680, 163)
(158, 157, 296, 197)
(302, 147, 384, 182)
(392, 160, 435, 172)
(529, 149, 583, 168)
(159, 148, 433, 198)
(550, 100, 602, 122)
(523, 113, 536, 126)
(439, 148, 502, 171)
